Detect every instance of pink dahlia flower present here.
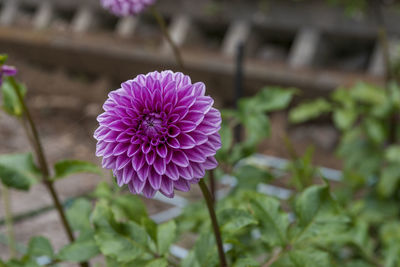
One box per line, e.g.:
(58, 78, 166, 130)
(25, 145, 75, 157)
(0, 65, 17, 86)
(100, 0, 156, 16)
(94, 71, 222, 198)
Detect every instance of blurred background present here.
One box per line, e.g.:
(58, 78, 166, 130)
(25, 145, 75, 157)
(0, 0, 399, 261)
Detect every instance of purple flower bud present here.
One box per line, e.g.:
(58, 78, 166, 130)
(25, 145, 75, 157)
(94, 71, 222, 198)
(100, 0, 156, 16)
(0, 65, 17, 86)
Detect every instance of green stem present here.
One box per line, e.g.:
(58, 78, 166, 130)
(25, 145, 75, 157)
(151, 7, 185, 69)
(198, 179, 228, 267)
(1, 184, 16, 258)
(209, 170, 216, 204)
(9, 78, 89, 267)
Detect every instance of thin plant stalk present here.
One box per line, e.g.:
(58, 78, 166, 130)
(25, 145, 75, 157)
(198, 179, 228, 267)
(9, 78, 89, 267)
(150, 7, 185, 69)
(209, 170, 216, 204)
(1, 184, 16, 258)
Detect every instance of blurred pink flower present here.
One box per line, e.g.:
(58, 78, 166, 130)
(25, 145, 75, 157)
(100, 0, 156, 16)
(0, 65, 17, 86)
(94, 71, 221, 198)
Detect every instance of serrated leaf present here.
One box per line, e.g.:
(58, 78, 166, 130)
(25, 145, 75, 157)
(27, 236, 53, 258)
(295, 185, 330, 227)
(66, 198, 92, 231)
(289, 98, 331, 123)
(145, 258, 168, 267)
(53, 160, 101, 180)
(246, 192, 289, 246)
(95, 229, 144, 263)
(57, 239, 99, 262)
(194, 233, 218, 267)
(350, 82, 386, 105)
(233, 164, 273, 191)
(0, 153, 40, 190)
(157, 220, 176, 255)
(111, 194, 148, 223)
(218, 209, 257, 235)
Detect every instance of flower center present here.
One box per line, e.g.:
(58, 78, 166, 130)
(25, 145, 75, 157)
(141, 113, 163, 139)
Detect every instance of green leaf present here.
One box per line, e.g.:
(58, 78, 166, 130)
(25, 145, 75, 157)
(1, 77, 26, 117)
(233, 164, 273, 191)
(378, 164, 400, 197)
(288, 248, 331, 267)
(218, 209, 257, 235)
(57, 239, 99, 262)
(53, 160, 101, 180)
(66, 198, 92, 231)
(385, 145, 400, 163)
(157, 220, 176, 255)
(92, 181, 113, 199)
(350, 82, 386, 105)
(95, 229, 144, 263)
(0, 153, 40, 190)
(289, 98, 331, 123)
(233, 257, 260, 267)
(27, 236, 53, 258)
(145, 258, 168, 267)
(364, 118, 386, 144)
(141, 217, 157, 243)
(111, 194, 148, 223)
(194, 233, 219, 267)
(246, 192, 289, 246)
(253, 87, 296, 112)
(333, 108, 357, 130)
(295, 184, 330, 227)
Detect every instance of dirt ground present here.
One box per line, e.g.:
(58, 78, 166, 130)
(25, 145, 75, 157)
(0, 54, 341, 263)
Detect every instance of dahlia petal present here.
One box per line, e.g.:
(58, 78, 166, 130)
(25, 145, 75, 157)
(204, 108, 222, 125)
(141, 142, 152, 154)
(172, 150, 189, 167)
(177, 120, 197, 132)
(127, 144, 140, 157)
(185, 147, 207, 163)
(167, 125, 181, 138)
(177, 84, 193, 99)
(192, 163, 206, 178)
(128, 182, 138, 194)
(133, 179, 146, 193)
(165, 163, 180, 181)
(179, 165, 194, 180)
(132, 152, 145, 171)
(156, 143, 168, 158)
(173, 106, 189, 118)
(154, 156, 166, 175)
(123, 166, 134, 184)
(202, 157, 218, 170)
(189, 132, 208, 145)
(192, 82, 206, 97)
(178, 133, 196, 149)
(113, 143, 129, 156)
(146, 150, 156, 165)
(116, 131, 132, 142)
(198, 142, 217, 157)
(184, 110, 205, 125)
(174, 179, 190, 192)
(137, 164, 150, 181)
(178, 95, 196, 108)
(102, 156, 116, 169)
(197, 120, 220, 135)
(166, 137, 180, 149)
(208, 133, 222, 150)
(161, 176, 174, 195)
(116, 155, 131, 170)
(108, 120, 128, 131)
(102, 131, 119, 142)
(103, 143, 117, 157)
(148, 169, 162, 190)
(142, 184, 157, 198)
